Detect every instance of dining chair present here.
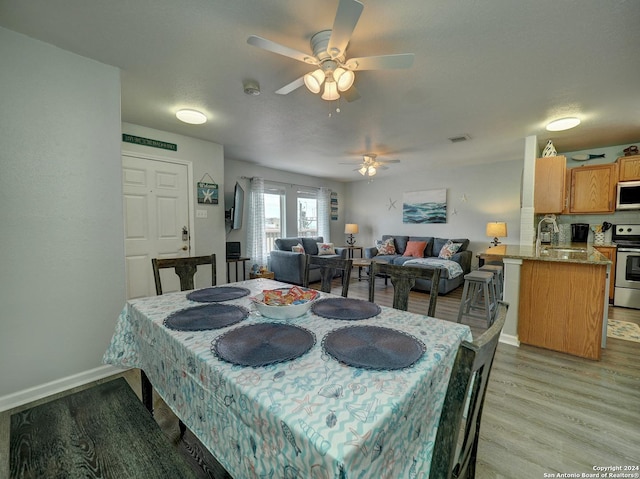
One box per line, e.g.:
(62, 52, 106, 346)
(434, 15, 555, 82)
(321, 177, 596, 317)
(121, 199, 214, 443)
(429, 301, 508, 479)
(368, 262, 442, 317)
(302, 255, 353, 297)
(148, 254, 216, 437)
(151, 254, 217, 295)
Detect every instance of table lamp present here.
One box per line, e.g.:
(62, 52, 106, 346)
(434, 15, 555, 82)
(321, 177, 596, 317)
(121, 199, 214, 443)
(345, 223, 359, 246)
(486, 222, 507, 247)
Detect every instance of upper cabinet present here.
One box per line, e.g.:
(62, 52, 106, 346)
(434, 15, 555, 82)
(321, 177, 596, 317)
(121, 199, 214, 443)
(534, 156, 566, 213)
(570, 163, 618, 213)
(618, 155, 640, 181)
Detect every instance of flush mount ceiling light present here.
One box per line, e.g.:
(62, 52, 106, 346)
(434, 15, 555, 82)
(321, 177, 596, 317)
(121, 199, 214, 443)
(546, 117, 580, 132)
(176, 109, 207, 125)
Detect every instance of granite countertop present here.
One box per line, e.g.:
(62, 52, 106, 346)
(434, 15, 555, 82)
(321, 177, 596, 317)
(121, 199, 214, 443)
(480, 243, 612, 265)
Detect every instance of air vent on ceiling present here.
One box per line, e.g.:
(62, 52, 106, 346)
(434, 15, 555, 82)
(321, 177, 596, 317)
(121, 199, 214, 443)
(448, 134, 471, 143)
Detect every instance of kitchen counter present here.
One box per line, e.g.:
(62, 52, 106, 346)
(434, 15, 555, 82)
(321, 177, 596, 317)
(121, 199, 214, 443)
(479, 243, 611, 360)
(481, 243, 611, 265)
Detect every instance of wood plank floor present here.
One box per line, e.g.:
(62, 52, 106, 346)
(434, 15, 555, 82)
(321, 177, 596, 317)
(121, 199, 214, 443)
(3, 277, 639, 478)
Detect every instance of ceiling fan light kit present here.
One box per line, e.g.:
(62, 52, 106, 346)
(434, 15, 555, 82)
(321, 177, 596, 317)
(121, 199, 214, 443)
(247, 0, 414, 103)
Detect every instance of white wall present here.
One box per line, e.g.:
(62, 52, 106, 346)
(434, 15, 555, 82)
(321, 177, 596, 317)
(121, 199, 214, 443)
(0, 28, 124, 401)
(344, 158, 524, 267)
(121, 123, 226, 284)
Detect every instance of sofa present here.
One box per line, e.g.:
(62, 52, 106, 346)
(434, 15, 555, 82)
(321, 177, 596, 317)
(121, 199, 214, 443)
(268, 236, 347, 285)
(364, 235, 472, 294)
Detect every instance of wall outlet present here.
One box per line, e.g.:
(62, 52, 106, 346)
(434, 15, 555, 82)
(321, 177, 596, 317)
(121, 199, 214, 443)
(196, 209, 207, 218)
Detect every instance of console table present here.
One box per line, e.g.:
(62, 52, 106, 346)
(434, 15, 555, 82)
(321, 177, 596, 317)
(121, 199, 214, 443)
(226, 257, 250, 283)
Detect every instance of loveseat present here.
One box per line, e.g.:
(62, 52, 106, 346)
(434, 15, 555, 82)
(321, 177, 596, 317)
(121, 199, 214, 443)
(268, 236, 347, 285)
(364, 235, 472, 294)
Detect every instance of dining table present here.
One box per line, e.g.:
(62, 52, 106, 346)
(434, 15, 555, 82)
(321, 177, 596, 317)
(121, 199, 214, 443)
(103, 278, 472, 479)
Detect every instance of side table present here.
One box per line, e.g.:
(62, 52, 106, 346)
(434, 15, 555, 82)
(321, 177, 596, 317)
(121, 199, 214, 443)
(249, 271, 275, 280)
(343, 246, 363, 259)
(226, 257, 250, 283)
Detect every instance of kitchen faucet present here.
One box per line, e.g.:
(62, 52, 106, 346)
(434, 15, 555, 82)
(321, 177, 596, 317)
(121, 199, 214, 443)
(536, 214, 560, 252)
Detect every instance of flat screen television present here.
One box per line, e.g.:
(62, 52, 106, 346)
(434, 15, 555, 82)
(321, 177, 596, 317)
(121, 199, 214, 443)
(227, 182, 244, 230)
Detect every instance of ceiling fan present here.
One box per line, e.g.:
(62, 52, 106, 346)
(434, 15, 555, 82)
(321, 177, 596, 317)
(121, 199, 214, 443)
(247, 0, 414, 101)
(341, 154, 400, 177)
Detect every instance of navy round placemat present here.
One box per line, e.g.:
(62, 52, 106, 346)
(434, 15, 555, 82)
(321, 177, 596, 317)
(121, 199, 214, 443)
(164, 304, 249, 331)
(212, 323, 315, 367)
(186, 286, 250, 302)
(311, 298, 381, 320)
(322, 325, 425, 370)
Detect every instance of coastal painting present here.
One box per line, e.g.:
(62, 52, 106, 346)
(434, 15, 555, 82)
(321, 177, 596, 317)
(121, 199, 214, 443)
(402, 189, 447, 224)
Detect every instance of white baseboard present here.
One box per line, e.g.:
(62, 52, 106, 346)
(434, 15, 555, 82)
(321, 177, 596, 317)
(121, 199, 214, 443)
(499, 333, 520, 347)
(0, 364, 129, 413)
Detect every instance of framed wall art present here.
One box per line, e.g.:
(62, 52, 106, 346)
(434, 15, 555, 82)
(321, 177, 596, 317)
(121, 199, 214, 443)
(402, 188, 447, 224)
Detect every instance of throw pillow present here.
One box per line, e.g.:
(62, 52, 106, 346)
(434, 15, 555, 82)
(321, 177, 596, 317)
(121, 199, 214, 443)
(317, 243, 336, 255)
(291, 243, 305, 253)
(438, 240, 462, 259)
(403, 240, 427, 258)
(375, 238, 396, 255)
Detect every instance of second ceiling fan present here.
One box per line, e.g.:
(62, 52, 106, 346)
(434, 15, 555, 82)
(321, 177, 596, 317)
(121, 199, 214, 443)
(341, 154, 400, 177)
(247, 0, 415, 101)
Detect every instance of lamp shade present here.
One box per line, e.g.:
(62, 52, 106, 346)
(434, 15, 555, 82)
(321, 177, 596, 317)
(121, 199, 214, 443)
(304, 69, 325, 94)
(321, 80, 340, 101)
(333, 67, 355, 92)
(486, 222, 507, 238)
(345, 224, 359, 234)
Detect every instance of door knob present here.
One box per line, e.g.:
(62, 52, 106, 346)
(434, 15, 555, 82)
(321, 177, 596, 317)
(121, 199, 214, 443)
(181, 245, 188, 251)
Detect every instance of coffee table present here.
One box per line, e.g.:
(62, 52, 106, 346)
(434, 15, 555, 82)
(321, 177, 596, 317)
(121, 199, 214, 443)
(352, 258, 389, 283)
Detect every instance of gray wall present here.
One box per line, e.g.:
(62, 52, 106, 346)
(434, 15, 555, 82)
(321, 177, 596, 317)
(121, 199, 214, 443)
(0, 28, 124, 399)
(345, 158, 525, 267)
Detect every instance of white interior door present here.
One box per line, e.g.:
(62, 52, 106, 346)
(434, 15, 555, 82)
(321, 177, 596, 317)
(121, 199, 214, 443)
(123, 154, 191, 299)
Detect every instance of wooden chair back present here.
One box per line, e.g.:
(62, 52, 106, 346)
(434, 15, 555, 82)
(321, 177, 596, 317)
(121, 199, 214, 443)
(368, 262, 441, 316)
(303, 255, 353, 297)
(429, 301, 508, 479)
(151, 255, 217, 295)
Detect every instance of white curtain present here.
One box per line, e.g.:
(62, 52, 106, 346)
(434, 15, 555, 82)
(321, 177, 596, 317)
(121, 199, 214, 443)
(317, 187, 331, 242)
(247, 177, 267, 266)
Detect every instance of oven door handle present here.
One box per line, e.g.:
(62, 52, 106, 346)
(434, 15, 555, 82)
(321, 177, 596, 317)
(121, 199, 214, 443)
(617, 248, 640, 253)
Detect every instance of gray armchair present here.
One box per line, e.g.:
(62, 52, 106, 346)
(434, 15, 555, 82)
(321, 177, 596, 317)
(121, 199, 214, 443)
(268, 236, 347, 285)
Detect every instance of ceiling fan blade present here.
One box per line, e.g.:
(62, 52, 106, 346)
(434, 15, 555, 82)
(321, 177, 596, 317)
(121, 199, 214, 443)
(247, 35, 318, 65)
(345, 53, 415, 71)
(327, 0, 364, 58)
(377, 159, 401, 164)
(275, 76, 305, 95)
(342, 85, 361, 102)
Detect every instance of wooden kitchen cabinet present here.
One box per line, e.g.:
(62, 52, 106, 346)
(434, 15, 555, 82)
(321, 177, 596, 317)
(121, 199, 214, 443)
(594, 245, 616, 302)
(617, 155, 640, 181)
(570, 163, 618, 213)
(534, 155, 566, 213)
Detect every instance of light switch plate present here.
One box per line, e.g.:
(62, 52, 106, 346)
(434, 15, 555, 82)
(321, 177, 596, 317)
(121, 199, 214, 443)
(196, 209, 207, 218)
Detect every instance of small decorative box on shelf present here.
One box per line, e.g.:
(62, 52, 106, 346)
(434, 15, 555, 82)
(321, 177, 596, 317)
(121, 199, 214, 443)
(250, 271, 275, 280)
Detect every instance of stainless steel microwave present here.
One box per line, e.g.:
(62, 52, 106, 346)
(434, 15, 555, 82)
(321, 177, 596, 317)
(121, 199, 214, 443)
(616, 180, 640, 210)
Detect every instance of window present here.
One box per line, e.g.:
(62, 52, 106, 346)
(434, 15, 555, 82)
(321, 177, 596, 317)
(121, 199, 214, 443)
(297, 191, 318, 237)
(264, 185, 285, 251)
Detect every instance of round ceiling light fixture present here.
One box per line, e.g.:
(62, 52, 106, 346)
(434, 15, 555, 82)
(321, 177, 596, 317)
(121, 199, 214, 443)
(176, 109, 207, 125)
(546, 117, 580, 132)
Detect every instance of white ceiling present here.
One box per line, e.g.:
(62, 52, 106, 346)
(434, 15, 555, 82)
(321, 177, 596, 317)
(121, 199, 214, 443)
(2, 0, 639, 182)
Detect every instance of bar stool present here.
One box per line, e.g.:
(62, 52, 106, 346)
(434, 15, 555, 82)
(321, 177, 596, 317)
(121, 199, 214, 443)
(479, 264, 504, 300)
(457, 270, 497, 327)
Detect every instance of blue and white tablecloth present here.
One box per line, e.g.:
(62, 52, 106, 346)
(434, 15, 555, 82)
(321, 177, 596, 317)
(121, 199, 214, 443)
(103, 279, 472, 479)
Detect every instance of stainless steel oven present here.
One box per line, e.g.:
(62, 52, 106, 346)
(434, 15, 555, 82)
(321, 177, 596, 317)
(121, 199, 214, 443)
(613, 224, 640, 309)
